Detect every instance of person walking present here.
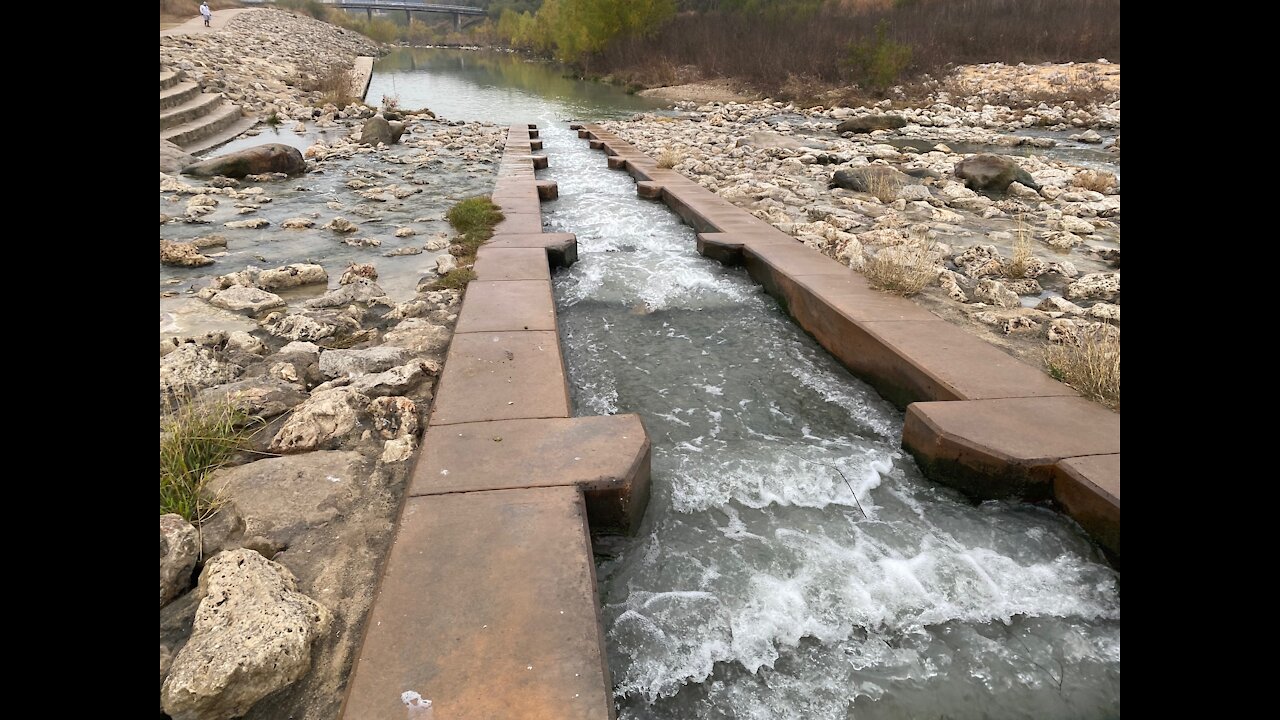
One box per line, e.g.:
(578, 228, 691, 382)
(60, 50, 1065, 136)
(200, 2, 212, 27)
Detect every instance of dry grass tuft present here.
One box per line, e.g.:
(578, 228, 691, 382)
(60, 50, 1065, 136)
(1044, 326, 1120, 409)
(656, 148, 680, 169)
(1003, 221, 1035, 278)
(1072, 170, 1117, 193)
(862, 238, 939, 296)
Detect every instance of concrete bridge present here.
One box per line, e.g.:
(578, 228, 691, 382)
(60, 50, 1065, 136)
(322, 0, 486, 30)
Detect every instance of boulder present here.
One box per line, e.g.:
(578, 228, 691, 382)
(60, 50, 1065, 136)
(197, 503, 246, 559)
(162, 139, 195, 174)
(268, 387, 367, 453)
(181, 143, 306, 178)
(161, 240, 215, 268)
(160, 514, 199, 608)
(974, 279, 1020, 308)
(954, 154, 1041, 192)
(359, 115, 403, 146)
(302, 279, 390, 309)
(953, 244, 1004, 279)
(348, 361, 432, 398)
(382, 318, 453, 355)
(1066, 272, 1120, 301)
(319, 346, 412, 378)
(1004, 279, 1044, 296)
(323, 216, 358, 233)
(160, 549, 330, 720)
(196, 376, 308, 420)
(339, 263, 378, 285)
(256, 263, 328, 291)
(225, 331, 267, 355)
(209, 286, 287, 316)
(368, 396, 419, 440)
(161, 345, 244, 397)
(835, 115, 907, 133)
(281, 217, 316, 229)
(436, 254, 458, 275)
(1036, 296, 1084, 314)
(207, 451, 369, 548)
(1088, 302, 1121, 323)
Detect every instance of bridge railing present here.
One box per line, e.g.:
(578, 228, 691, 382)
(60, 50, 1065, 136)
(317, 0, 486, 13)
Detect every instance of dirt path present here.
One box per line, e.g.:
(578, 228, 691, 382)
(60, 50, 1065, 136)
(160, 7, 253, 37)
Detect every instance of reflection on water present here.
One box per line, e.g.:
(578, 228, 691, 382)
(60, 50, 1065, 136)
(367, 48, 667, 124)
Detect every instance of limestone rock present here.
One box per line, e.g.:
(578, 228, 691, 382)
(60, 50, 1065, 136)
(1003, 279, 1043, 296)
(436, 254, 458, 275)
(160, 514, 199, 608)
(281, 217, 315, 229)
(974, 278, 1020, 308)
(339, 263, 378, 284)
(161, 345, 243, 397)
(268, 387, 367, 453)
(319, 346, 412, 378)
(225, 331, 266, 355)
(207, 451, 369, 547)
(302, 279, 390, 309)
(1087, 302, 1121, 322)
(197, 376, 308, 420)
(209, 286, 287, 315)
(161, 240, 215, 268)
(1066, 272, 1120, 301)
(162, 139, 195, 174)
(1036, 296, 1085, 314)
(181, 143, 307, 178)
(160, 549, 330, 720)
(257, 263, 328, 291)
(324, 215, 358, 234)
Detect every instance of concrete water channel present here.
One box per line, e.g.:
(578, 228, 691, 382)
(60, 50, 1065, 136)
(347, 49, 1120, 719)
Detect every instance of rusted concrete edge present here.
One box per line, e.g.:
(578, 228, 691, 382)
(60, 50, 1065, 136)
(340, 125, 649, 720)
(350, 56, 374, 101)
(577, 123, 1119, 559)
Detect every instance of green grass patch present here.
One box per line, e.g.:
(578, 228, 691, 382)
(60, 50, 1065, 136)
(430, 267, 479, 291)
(447, 196, 505, 259)
(160, 398, 255, 525)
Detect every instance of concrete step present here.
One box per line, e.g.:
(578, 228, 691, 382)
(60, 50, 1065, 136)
(161, 103, 243, 149)
(339, 486, 615, 720)
(160, 69, 182, 90)
(159, 81, 201, 111)
(180, 114, 259, 156)
(159, 92, 225, 131)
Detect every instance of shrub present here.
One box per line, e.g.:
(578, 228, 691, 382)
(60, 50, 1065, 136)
(656, 148, 680, 169)
(845, 19, 913, 93)
(1044, 325, 1120, 409)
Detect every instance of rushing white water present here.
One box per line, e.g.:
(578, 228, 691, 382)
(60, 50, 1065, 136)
(541, 126, 1119, 719)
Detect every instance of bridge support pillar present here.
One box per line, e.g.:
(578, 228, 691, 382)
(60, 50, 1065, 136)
(455, 12, 461, 31)
(366, 8, 372, 21)
(406, 10, 411, 24)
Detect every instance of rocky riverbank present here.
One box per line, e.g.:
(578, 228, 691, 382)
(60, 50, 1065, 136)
(160, 8, 381, 117)
(600, 64, 1119, 396)
(159, 11, 511, 720)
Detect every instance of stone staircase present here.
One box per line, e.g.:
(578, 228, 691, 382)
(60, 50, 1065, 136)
(160, 66, 257, 155)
